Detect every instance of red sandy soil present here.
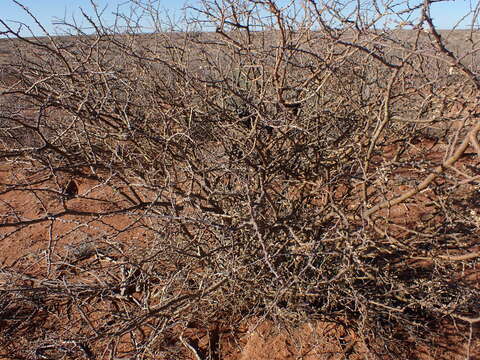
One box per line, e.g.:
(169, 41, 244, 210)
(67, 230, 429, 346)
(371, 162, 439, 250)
(0, 81, 479, 358)
(1, 159, 479, 360)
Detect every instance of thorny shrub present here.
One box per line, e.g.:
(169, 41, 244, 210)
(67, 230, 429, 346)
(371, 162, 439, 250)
(0, 0, 479, 358)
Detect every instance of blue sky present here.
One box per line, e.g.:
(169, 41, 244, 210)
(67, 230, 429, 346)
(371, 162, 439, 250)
(0, 0, 477, 36)
(0, 0, 186, 35)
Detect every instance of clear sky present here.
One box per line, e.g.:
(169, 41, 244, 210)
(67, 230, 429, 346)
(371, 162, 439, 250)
(0, 0, 186, 35)
(0, 0, 477, 36)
